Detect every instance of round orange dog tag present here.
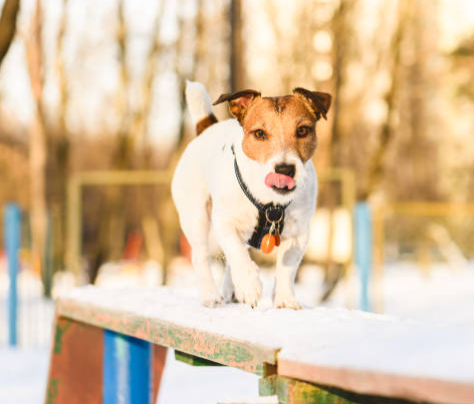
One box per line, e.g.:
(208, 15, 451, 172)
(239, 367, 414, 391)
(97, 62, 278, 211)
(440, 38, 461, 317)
(261, 234, 276, 254)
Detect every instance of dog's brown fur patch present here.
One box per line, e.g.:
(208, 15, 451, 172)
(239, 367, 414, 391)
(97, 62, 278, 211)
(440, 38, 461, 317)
(241, 96, 321, 163)
(196, 113, 218, 135)
(213, 90, 261, 123)
(269, 96, 292, 114)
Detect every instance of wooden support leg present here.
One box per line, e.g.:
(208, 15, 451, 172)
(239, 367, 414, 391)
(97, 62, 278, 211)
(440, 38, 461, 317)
(152, 344, 168, 402)
(45, 317, 167, 404)
(45, 316, 103, 404)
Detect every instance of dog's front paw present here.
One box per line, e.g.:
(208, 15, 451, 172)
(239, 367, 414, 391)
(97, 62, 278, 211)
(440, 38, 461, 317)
(200, 286, 223, 308)
(222, 280, 237, 304)
(233, 269, 262, 308)
(274, 294, 301, 310)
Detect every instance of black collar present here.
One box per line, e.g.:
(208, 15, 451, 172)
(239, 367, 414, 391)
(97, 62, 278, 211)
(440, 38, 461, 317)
(231, 145, 291, 249)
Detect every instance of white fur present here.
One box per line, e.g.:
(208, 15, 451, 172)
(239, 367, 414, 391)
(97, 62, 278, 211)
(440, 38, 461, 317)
(172, 81, 318, 308)
(185, 80, 214, 124)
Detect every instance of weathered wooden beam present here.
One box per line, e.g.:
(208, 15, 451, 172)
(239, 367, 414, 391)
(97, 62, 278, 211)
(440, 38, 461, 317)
(57, 297, 278, 375)
(218, 399, 278, 404)
(259, 376, 419, 404)
(259, 374, 278, 396)
(54, 286, 474, 404)
(175, 350, 223, 366)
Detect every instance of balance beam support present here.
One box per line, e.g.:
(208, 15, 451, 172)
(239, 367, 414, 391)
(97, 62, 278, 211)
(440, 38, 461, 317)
(45, 317, 103, 404)
(103, 330, 154, 404)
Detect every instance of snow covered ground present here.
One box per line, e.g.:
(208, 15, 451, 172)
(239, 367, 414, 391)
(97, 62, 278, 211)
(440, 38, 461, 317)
(0, 261, 473, 404)
(0, 347, 261, 404)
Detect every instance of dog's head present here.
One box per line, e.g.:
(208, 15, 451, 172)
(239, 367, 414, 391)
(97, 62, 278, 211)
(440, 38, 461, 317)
(214, 87, 331, 198)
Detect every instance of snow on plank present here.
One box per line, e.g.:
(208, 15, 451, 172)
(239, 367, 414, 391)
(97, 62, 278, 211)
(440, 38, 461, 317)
(56, 286, 474, 403)
(277, 309, 474, 404)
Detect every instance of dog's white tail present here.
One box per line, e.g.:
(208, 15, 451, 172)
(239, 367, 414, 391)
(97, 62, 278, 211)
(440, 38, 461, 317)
(185, 80, 218, 135)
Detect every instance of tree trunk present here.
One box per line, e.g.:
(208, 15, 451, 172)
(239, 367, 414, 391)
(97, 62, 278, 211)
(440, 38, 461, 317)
(53, 0, 70, 272)
(359, 0, 409, 200)
(229, 0, 245, 92)
(25, 0, 48, 292)
(0, 0, 20, 66)
(329, 0, 350, 168)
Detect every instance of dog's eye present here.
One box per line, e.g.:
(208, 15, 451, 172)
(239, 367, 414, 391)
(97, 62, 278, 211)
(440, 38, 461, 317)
(253, 129, 266, 140)
(296, 126, 311, 138)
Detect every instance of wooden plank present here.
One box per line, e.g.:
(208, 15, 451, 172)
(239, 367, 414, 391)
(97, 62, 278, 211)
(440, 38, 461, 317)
(218, 399, 278, 404)
(57, 297, 277, 375)
(260, 376, 421, 404)
(54, 286, 474, 404)
(44, 317, 103, 404)
(278, 359, 474, 404)
(276, 376, 354, 404)
(276, 376, 422, 404)
(175, 350, 223, 366)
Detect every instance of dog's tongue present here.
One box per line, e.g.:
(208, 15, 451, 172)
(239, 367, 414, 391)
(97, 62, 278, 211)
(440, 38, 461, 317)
(265, 172, 295, 190)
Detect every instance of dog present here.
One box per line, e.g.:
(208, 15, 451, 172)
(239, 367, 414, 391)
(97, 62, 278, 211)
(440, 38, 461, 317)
(171, 81, 331, 309)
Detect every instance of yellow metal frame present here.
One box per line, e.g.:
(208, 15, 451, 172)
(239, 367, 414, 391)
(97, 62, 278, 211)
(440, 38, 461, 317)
(372, 201, 474, 313)
(66, 170, 172, 278)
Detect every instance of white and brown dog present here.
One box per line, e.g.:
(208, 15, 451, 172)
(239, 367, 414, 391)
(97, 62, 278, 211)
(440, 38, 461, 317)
(172, 81, 331, 309)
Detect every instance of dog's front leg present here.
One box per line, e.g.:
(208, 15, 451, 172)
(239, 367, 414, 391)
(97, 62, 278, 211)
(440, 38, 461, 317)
(274, 228, 310, 309)
(213, 223, 262, 307)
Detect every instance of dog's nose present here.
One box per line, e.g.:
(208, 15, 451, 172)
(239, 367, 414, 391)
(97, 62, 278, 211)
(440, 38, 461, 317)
(275, 163, 295, 178)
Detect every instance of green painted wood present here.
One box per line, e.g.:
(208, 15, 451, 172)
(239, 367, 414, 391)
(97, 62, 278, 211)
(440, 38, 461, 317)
(276, 376, 353, 404)
(217, 401, 278, 404)
(57, 298, 277, 375)
(259, 374, 277, 396)
(275, 377, 422, 404)
(175, 350, 223, 366)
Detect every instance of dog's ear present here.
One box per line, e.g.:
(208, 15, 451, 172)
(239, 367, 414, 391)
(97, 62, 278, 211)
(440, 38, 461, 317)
(293, 87, 332, 120)
(213, 90, 261, 122)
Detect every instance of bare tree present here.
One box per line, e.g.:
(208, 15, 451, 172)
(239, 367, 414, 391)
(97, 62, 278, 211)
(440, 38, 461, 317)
(51, 0, 70, 272)
(0, 0, 20, 67)
(329, 0, 354, 168)
(359, 0, 409, 200)
(24, 0, 48, 290)
(133, 0, 164, 167)
(115, 0, 133, 169)
(230, 0, 245, 91)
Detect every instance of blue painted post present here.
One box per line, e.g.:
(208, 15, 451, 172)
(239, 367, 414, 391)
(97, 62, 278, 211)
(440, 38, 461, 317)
(354, 202, 372, 312)
(103, 330, 153, 404)
(3, 203, 21, 346)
